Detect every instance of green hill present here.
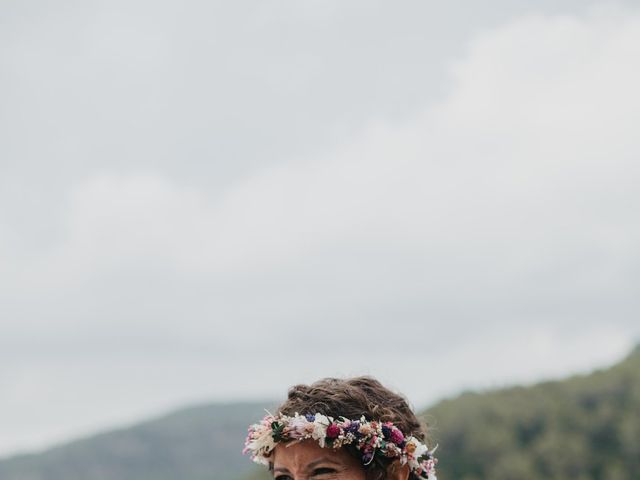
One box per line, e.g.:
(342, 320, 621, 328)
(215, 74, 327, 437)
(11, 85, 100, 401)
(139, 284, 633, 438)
(426, 346, 640, 479)
(1, 346, 638, 480)
(0, 401, 275, 480)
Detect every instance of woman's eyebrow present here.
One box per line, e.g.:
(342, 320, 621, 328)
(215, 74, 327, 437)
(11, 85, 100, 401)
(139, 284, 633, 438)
(307, 457, 342, 469)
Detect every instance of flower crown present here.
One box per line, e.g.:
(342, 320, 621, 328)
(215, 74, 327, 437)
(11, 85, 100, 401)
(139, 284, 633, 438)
(243, 411, 438, 479)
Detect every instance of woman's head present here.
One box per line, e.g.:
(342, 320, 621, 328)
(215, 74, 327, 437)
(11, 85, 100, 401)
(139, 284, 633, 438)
(244, 376, 436, 480)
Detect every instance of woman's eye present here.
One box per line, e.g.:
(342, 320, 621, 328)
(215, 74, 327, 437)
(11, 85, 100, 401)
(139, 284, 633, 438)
(273, 468, 336, 479)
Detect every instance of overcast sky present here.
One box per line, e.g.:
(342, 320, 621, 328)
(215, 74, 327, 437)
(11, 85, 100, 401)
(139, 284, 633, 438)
(1, 0, 639, 458)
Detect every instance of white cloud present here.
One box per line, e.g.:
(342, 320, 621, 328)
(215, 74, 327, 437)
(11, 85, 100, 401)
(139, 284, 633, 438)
(1, 3, 640, 457)
(25, 4, 638, 317)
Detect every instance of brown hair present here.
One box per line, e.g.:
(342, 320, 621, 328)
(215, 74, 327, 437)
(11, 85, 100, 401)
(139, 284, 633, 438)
(272, 376, 429, 480)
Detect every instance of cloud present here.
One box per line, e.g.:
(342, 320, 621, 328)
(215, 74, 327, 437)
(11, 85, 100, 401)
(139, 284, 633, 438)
(1, 3, 640, 456)
(20, 4, 638, 328)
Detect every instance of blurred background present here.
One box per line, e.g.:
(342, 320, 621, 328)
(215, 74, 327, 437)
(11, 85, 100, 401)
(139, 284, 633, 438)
(1, 0, 639, 479)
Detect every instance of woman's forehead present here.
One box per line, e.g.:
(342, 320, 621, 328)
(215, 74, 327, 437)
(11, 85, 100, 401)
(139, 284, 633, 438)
(272, 440, 349, 467)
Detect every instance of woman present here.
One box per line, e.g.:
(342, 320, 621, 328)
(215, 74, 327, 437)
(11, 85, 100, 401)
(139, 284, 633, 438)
(243, 376, 437, 480)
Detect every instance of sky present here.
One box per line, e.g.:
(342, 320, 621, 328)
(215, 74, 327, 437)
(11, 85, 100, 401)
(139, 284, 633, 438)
(1, 0, 640, 459)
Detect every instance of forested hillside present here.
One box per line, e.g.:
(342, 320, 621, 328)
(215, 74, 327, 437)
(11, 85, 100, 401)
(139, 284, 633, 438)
(0, 402, 273, 480)
(427, 346, 640, 479)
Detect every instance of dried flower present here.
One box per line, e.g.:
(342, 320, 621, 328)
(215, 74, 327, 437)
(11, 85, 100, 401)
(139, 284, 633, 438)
(243, 412, 437, 479)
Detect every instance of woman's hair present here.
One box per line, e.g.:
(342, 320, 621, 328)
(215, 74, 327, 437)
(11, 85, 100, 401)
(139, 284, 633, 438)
(274, 376, 429, 480)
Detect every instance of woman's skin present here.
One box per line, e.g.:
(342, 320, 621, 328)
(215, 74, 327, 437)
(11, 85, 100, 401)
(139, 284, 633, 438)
(271, 439, 410, 480)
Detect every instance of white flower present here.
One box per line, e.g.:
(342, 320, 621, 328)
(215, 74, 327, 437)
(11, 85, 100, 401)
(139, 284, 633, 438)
(311, 413, 330, 447)
(247, 426, 276, 459)
(405, 437, 428, 458)
(414, 442, 428, 459)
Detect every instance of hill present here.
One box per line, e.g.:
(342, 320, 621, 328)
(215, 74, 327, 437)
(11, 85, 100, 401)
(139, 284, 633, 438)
(426, 346, 640, 479)
(0, 401, 275, 480)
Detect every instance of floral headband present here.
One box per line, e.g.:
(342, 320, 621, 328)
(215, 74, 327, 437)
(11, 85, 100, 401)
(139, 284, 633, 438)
(243, 411, 438, 479)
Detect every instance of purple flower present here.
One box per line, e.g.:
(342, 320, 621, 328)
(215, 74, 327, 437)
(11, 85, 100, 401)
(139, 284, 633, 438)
(346, 421, 360, 434)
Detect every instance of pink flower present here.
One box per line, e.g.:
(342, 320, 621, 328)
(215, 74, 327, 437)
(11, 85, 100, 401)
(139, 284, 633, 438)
(390, 427, 405, 445)
(288, 416, 310, 439)
(326, 423, 341, 439)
